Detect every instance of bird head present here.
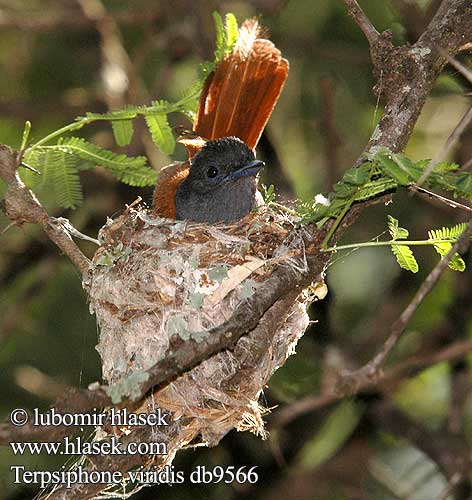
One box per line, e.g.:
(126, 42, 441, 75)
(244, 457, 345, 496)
(174, 137, 265, 223)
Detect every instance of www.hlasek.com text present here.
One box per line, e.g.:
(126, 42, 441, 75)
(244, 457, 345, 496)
(10, 435, 167, 456)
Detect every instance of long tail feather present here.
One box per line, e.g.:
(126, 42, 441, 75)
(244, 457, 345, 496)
(194, 19, 289, 149)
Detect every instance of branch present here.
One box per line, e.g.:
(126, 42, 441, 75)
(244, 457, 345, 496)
(361, 0, 472, 154)
(4, 0, 471, 443)
(342, 0, 382, 47)
(271, 338, 472, 428)
(0, 146, 91, 277)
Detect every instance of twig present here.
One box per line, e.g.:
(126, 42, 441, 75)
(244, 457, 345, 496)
(436, 472, 463, 500)
(342, 0, 381, 47)
(0, 221, 17, 236)
(440, 49, 472, 84)
(408, 185, 472, 212)
(0, 145, 91, 277)
(271, 338, 472, 428)
(417, 104, 472, 185)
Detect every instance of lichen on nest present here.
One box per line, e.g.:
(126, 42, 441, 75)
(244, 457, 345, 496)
(88, 203, 323, 449)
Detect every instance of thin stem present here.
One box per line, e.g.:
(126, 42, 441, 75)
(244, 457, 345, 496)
(322, 198, 354, 248)
(29, 118, 91, 149)
(19, 121, 31, 151)
(342, 0, 381, 47)
(28, 88, 200, 150)
(323, 238, 458, 252)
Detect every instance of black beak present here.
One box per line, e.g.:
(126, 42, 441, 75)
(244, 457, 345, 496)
(227, 160, 265, 181)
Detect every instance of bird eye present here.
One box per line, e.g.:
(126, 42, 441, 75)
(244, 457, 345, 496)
(207, 166, 218, 178)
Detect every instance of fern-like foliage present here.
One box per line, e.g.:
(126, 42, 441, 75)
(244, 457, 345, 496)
(387, 214, 409, 240)
(428, 223, 468, 241)
(23, 148, 83, 208)
(144, 102, 175, 155)
(428, 223, 467, 272)
(297, 147, 472, 233)
(52, 151, 83, 209)
(387, 215, 418, 273)
(53, 138, 156, 187)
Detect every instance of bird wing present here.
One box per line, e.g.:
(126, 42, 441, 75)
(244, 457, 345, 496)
(152, 161, 190, 219)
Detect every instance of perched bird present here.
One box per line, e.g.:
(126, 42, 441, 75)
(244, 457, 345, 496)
(152, 19, 289, 223)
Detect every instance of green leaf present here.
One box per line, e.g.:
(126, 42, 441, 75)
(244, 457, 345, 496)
(23, 148, 83, 208)
(375, 152, 412, 185)
(51, 151, 83, 209)
(427, 229, 466, 272)
(212, 12, 238, 64)
(213, 12, 226, 63)
(41, 137, 157, 187)
(23, 148, 55, 189)
(387, 215, 398, 239)
(354, 177, 398, 202)
(387, 215, 409, 240)
(86, 108, 140, 121)
(261, 184, 276, 204)
(391, 244, 418, 273)
(454, 172, 472, 197)
(428, 223, 467, 241)
(145, 114, 175, 155)
(432, 242, 466, 271)
(224, 13, 239, 54)
(342, 163, 371, 186)
(431, 160, 460, 173)
(20, 121, 31, 151)
(112, 119, 134, 146)
(333, 181, 357, 198)
(390, 153, 422, 182)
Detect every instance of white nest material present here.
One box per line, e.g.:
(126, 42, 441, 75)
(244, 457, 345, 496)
(88, 205, 325, 447)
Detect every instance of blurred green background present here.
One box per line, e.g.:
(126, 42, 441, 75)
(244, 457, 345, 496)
(0, 0, 471, 499)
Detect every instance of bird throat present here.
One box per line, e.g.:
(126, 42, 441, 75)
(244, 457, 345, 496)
(175, 176, 257, 224)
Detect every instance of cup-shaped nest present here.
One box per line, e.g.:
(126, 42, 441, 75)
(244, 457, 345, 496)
(89, 205, 322, 448)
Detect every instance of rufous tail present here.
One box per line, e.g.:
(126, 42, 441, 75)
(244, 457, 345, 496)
(153, 19, 289, 218)
(194, 19, 289, 150)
